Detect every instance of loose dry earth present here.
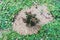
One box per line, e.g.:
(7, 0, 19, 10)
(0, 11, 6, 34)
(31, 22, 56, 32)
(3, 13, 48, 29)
(12, 4, 53, 35)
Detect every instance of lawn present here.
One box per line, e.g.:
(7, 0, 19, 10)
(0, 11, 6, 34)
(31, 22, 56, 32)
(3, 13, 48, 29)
(0, 0, 60, 40)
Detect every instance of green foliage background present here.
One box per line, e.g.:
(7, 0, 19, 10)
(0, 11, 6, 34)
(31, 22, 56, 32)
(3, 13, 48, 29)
(0, 0, 60, 40)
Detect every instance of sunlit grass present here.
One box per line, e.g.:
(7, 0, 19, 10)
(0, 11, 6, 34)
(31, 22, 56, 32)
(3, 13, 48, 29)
(0, 0, 60, 40)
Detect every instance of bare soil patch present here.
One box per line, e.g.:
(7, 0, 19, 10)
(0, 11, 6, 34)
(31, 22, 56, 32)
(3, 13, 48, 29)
(12, 4, 53, 35)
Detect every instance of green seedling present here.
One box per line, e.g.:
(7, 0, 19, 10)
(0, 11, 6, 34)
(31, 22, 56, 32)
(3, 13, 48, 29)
(22, 12, 40, 27)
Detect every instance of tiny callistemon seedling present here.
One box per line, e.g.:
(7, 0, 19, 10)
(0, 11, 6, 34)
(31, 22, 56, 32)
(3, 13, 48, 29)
(22, 12, 40, 27)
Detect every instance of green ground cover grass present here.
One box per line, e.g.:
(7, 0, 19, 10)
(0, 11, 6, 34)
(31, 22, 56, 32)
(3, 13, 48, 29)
(0, 0, 60, 40)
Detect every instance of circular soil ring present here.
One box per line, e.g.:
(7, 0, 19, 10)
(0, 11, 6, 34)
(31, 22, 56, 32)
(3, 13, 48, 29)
(12, 4, 53, 35)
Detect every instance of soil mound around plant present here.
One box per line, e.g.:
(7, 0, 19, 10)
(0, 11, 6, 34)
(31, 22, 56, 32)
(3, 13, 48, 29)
(12, 4, 53, 35)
